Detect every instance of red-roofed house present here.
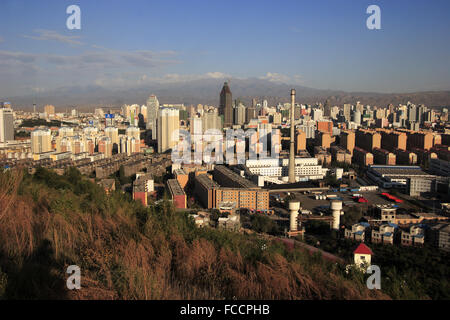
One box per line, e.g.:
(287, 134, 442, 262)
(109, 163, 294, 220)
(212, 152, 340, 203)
(353, 243, 373, 269)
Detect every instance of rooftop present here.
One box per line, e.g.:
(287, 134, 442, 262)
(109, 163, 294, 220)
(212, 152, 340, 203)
(353, 243, 373, 255)
(196, 174, 220, 189)
(369, 165, 434, 177)
(166, 179, 185, 196)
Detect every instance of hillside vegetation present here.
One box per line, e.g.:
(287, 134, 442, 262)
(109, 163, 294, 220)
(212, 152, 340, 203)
(0, 167, 389, 300)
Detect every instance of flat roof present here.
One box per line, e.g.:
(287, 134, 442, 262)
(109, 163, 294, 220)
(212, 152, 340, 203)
(214, 165, 257, 189)
(167, 179, 185, 196)
(196, 174, 220, 189)
(369, 165, 434, 177)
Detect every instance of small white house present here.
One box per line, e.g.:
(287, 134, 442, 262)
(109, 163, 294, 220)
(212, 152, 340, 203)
(353, 243, 373, 270)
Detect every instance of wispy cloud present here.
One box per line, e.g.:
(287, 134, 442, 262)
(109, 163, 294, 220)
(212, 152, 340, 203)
(0, 48, 180, 70)
(0, 50, 38, 64)
(23, 29, 84, 46)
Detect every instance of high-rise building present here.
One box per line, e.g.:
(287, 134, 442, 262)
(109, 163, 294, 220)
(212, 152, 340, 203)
(203, 109, 222, 132)
(343, 104, 352, 122)
(140, 105, 147, 122)
(0, 107, 14, 142)
(98, 137, 112, 157)
(105, 127, 119, 145)
(234, 103, 246, 125)
(296, 130, 306, 153)
(146, 94, 160, 140)
(356, 129, 381, 151)
(219, 82, 233, 127)
(126, 126, 140, 141)
(158, 108, 180, 153)
(407, 103, 417, 122)
(316, 120, 333, 134)
(323, 99, 332, 117)
(246, 107, 257, 123)
(31, 128, 52, 154)
(340, 130, 355, 155)
(44, 105, 55, 117)
(312, 108, 323, 121)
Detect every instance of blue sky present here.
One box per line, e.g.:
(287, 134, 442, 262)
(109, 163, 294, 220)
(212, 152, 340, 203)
(0, 0, 450, 96)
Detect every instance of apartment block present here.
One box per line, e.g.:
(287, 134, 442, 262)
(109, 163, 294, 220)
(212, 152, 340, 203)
(353, 147, 374, 166)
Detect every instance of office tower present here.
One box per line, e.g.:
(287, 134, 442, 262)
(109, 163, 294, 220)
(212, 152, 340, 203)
(146, 94, 160, 140)
(0, 107, 14, 142)
(44, 105, 55, 118)
(343, 104, 352, 122)
(417, 105, 427, 124)
(33, 104, 37, 113)
(288, 89, 296, 183)
(31, 128, 52, 154)
(105, 126, 119, 145)
(407, 103, 417, 122)
(263, 100, 268, 109)
(246, 107, 257, 123)
(219, 82, 233, 127)
(140, 105, 147, 122)
(203, 108, 222, 132)
(252, 98, 257, 108)
(353, 110, 362, 125)
(323, 99, 332, 117)
(158, 108, 179, 153)
(234, 103, 246, 125)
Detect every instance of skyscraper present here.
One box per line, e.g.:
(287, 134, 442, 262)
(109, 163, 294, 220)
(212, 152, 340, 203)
(158, 108, 180, 153)
(31, 128, 52, 154)
(219, 82, 233, 127)
(44, 105, 55, 118)
(146, 94, 160, 140)
(203, 109, 222, 132)
(343, 104, 352, 122)
(0, 107, 14, 142)
(234, 103, 246, 125)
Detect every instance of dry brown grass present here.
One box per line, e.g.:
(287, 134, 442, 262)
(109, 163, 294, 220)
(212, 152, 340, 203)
(0, 169, 391, 300)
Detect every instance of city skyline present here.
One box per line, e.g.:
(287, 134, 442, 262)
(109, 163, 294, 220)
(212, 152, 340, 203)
(1, 0, 450, 99)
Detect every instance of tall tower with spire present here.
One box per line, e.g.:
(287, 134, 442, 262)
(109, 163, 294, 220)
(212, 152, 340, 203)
(288, 89, 296, 183)
(219, 82, 233, 127)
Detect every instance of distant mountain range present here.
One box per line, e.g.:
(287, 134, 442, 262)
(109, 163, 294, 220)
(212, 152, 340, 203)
(3, 78, 450, 111)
